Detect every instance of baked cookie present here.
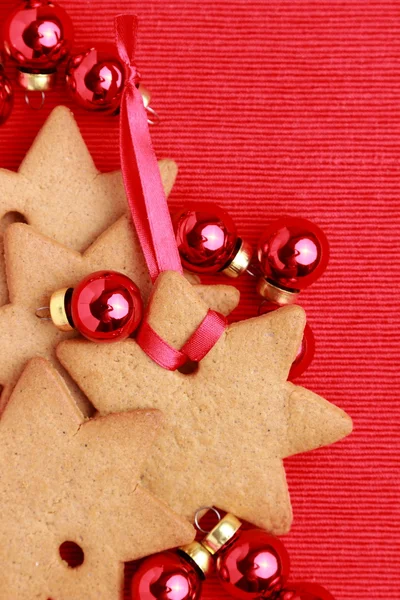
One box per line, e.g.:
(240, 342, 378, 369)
(0, 105, 177, 307)
(0, 357, 194, 599)
(57, 271, 353, 535)
(0, 219, 239, 412)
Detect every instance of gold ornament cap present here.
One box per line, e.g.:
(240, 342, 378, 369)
(18, 70, 57, 91)
(179, 541, 213, 577)
(223, 239, 253, 278)
(49, 288, 74, 332)
(256, 277, 299, 305)
(201, 513, 242, 555)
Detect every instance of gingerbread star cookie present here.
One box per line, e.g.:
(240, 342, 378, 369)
(0, 357, 194, 599)
(57, 271, 353, 535)
(0, 105, 177, 307)
(0, 218, 239, 411)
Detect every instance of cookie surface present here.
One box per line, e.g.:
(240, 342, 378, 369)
(0, 219, 239, 413)
(57, 271, 353, 534)
(0, 106, 177, 308)
(0, 357, 194, 600)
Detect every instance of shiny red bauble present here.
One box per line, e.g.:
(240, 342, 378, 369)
(173, 203, 238, 274)
(215, 528, 290, 599)
(259, 302, 315, 379)
(257, 218, 329, 292)
(69, 271, 143, 343)
(2, 0, 73, 72)
(130, 551, 203, 600)
(66, 43, 125, 112)
(278, 582, 335, 600)
(0, 64, 13, 125)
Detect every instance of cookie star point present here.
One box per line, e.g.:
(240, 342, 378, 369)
(283, 384, 353, 458)
(206, 304, 306, 382)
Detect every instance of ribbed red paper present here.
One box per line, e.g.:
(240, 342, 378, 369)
(0, 1, 399, 599)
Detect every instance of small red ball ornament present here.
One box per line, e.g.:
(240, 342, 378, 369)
(259, 302, 315, 379)
(130, 543, 213, 600)
(0, 62, 13, 124)
(2, 0, 73, 91)
(66, 43, 154, 115)
(48, 270, 143, 343)
(131, 552, 201, 600)
(66, 44, 125, 113)
(257, 217, 329, 304)
(201, 514, 290, 600)
(173, 203, 252, 278)
(214, 528, 290, 599)
(278, 582, 335, 600)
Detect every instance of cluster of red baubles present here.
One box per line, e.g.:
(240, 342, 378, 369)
(130, 513, 334, 600)
(0, 0, 148, 123)
(173, 204, 329, 379)
(44, 208, 328, 381)
(173, 204, 329, 290)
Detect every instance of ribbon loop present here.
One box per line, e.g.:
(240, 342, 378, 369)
(182, 310, 227, 363)
(137, 311, 227, 371)
(115, 14, 138, 66)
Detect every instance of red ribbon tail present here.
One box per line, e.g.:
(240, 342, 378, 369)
(119, 85, 183, 281)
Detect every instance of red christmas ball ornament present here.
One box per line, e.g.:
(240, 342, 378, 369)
(173, 203, 253, 278)
(278, 582, 335, 600)
(215, 529, 290, 599)
(48, 270, 143, 343)
(130, 543, 213, 600)
(0, 61, 13, 125)
(2, 0, 73, 91)
(202, 514, 290, 600)
(66, 43, 125, 113)
(66, 43, 154, 115)
(256, 217, 329, 305)
(259, 302, 315, 379)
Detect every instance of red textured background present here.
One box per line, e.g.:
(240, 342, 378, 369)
(0, 1, 399, 599)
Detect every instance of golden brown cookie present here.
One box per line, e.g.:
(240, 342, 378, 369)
(0, 357, 194, 599)
(57, 271, 353, 535)
(0, 105, 177, 307)
(0, 219, 239, 412)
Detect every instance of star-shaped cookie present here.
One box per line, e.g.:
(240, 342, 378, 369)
(0, 105, 178, 307)
(57, 271, 353, 535)
(0, 218, 239, 411)
(0, 357, 194, 599)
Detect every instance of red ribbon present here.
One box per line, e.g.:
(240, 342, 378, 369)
(116, 14, 183, 281)
(116, 14, 227, 370)
(137, 310, 227, 371)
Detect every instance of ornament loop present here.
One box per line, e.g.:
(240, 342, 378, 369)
(35, 306, 51, 320)
(194, 506, 221, 533)
(146, 105, 160, 126)
(24, 91, 45, 111)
